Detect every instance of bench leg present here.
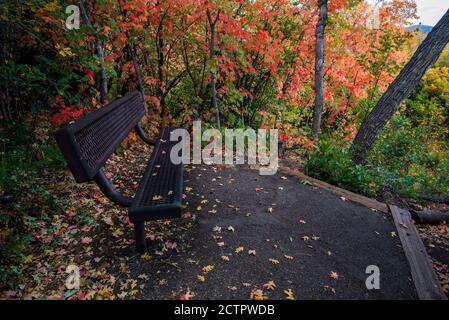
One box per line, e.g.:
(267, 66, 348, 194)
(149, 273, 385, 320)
(134, 222, 146, 253)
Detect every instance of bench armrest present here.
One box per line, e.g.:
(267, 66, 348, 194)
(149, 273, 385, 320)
(135, 124, 157, 145)
(94, 170, 133, 207)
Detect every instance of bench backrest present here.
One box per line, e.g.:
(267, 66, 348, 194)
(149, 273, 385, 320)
(55, 91, 146, 183)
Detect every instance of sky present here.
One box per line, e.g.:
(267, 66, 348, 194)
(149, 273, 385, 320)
(412, 0, 448, 26)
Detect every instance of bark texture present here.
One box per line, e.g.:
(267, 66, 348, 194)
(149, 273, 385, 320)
(312, 0, 328, 137)
(207, 9, 221, 129)
(351, 9, 449, 164)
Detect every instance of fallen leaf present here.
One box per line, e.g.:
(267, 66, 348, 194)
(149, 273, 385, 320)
(263, 280, 276, 290)
(250, 288, 268, 300)
(179, 290, 194, 300)
(269, 258, 280, 265)
(81, 237, 92, 244)
(83, 291, 96, 300)
(301, 179, 312, 185)
(235, 246, 244, 253)
(197, 275, 205, 282)
(141, 253, 152, 261)
(202, 265, 215, 273)
(284, 288, 296, 300)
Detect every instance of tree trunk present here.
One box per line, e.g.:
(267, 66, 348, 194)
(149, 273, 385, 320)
(312, 0, 328, 138)
(156, 15, 166, 119)
(207, 9, 221, 129)
(351, 9, 449, 164)
(79, 0, 109, 103)
(129, 45, 147, 112)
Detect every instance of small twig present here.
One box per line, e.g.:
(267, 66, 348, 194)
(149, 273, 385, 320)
(153, 260, 181, 271)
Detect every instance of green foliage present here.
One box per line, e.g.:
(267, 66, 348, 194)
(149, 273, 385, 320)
(305, 113, 449, 199)
(369, 115, 449, 197)
(304, 135, 375, 195)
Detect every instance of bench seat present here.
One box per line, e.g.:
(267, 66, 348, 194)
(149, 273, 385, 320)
(129, 127, 183, 222)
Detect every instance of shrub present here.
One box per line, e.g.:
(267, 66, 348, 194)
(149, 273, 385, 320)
(304, 135, 375, 196)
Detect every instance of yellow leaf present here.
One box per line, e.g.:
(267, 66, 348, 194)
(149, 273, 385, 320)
(141, 253, 152, 261)
(83, 291, 96, 300)
(197, 275, 205, 282)
(284, 255, 294, 260)
(152, 195, 163, 200)
(98, 286, 114, 299)
(202, 264, 215, 273)
(235, 246, 244, 253)
(269, 258, 280, 265)
(23, 255, 33, 264)
(221, 255, 230, 262)
(284, 288, 296, 300)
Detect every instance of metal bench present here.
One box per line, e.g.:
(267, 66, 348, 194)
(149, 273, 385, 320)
(54, 91, 183, 252)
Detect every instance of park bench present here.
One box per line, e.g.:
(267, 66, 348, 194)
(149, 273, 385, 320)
(54, 91, 183, 252)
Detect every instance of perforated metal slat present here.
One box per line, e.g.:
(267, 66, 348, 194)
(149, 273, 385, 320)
(133, 128, 181, 207)
(74, 94, 142, 170)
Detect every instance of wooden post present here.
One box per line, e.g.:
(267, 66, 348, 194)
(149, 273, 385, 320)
(134, 222, 146, 253)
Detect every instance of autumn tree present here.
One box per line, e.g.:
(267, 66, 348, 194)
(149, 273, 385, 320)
(79, 0, 109, 103)
(351, 9, 449, 164)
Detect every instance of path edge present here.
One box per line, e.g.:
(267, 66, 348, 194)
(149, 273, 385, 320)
(279, 166, 389, 213)
(389, 205, 447, 300)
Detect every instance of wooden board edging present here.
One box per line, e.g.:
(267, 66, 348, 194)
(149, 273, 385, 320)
(389, 205, 447, 300)
(279, 167, 389, 213)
